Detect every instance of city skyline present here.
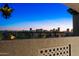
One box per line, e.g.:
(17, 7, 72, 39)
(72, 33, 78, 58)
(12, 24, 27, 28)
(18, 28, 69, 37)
(0, 3, 72, 31)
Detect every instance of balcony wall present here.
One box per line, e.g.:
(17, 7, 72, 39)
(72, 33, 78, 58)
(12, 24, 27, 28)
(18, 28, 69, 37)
(0, 37, 79, 56)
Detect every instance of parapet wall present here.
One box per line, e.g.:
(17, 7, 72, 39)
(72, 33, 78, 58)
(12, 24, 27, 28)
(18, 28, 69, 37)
(0, 37, 79, 56)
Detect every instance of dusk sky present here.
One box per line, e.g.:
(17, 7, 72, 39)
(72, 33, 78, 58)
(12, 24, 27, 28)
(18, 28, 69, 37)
(0, 3, 72, 31)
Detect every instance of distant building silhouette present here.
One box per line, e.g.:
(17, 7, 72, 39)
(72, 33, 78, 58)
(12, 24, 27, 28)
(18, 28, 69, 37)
(30, 28, 32, 31)
(53, 28, 56, 32)
(67, 28, 69, 32)
(0, 27, 73, 40)
(57, 27, 60, 32)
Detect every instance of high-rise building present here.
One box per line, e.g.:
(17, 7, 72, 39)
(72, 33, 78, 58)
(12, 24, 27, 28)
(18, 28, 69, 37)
(53, 28, 56, 32)
(30, 28, 32, 31)
(57, 27, 60, 32)
(67, 28, 69, 32)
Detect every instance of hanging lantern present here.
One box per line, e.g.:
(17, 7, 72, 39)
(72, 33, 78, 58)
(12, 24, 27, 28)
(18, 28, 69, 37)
(0, 4, 13, 19)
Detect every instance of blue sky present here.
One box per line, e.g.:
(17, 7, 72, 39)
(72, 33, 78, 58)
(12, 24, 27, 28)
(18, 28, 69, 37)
(0, 3, 72, 31)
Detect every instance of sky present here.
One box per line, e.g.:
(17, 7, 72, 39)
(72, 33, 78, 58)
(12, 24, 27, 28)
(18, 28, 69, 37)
(0, 3, 72, 31)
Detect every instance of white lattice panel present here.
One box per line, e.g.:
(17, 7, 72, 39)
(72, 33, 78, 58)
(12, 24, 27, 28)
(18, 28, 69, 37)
(38, 44, 71, 56)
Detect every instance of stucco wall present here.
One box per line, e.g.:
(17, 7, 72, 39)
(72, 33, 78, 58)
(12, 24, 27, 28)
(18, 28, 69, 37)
(0, 37, 79, 56)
